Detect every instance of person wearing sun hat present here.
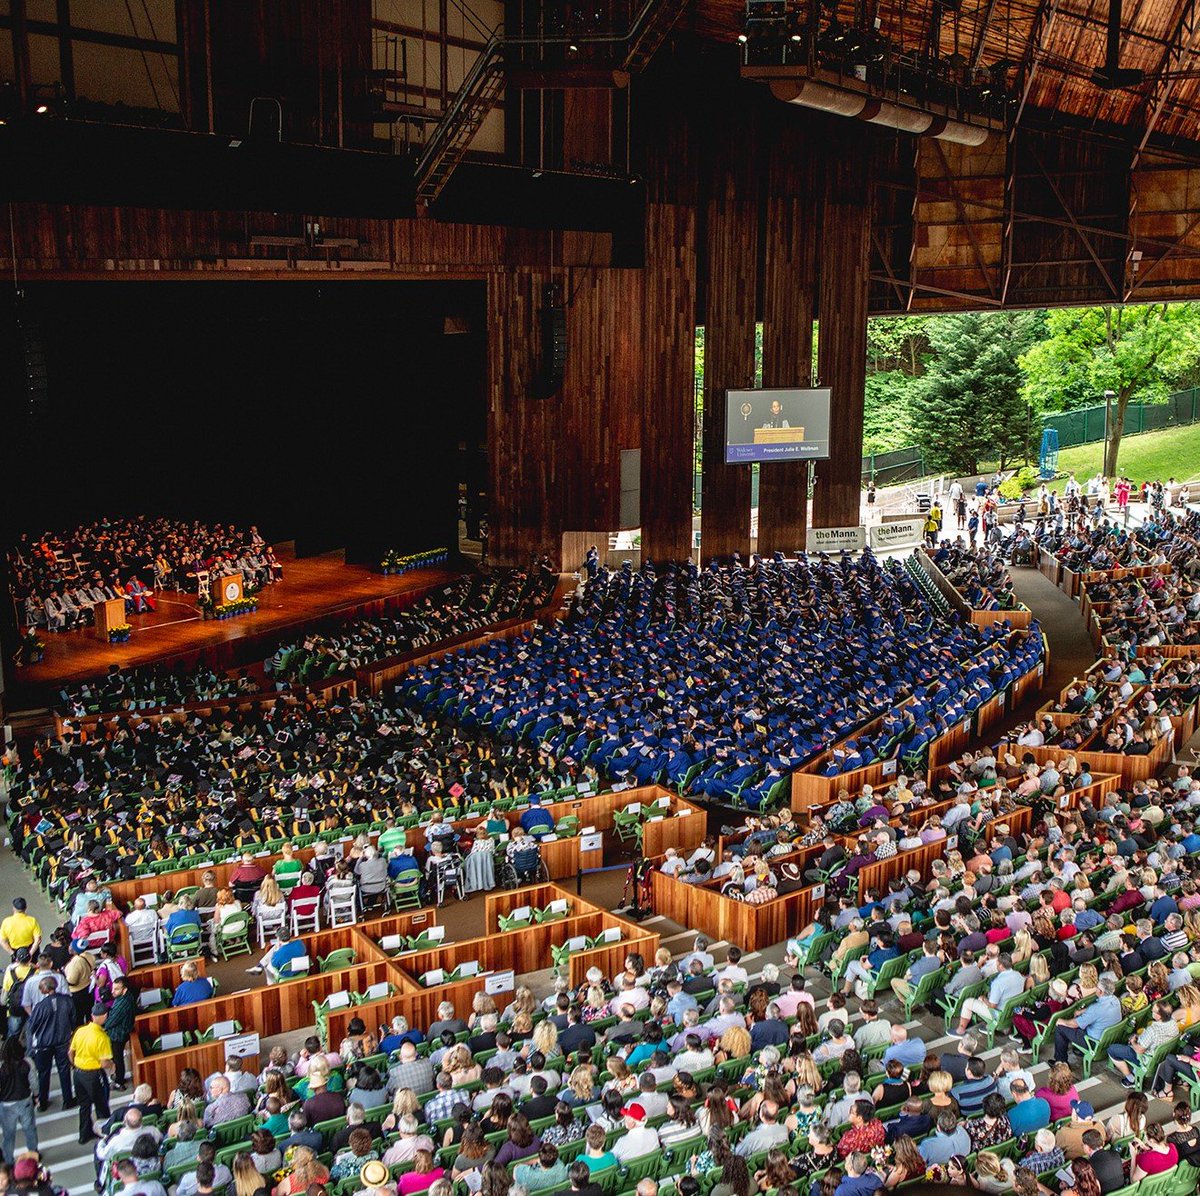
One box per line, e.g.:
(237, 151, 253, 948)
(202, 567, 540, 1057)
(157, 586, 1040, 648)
(359, 1159, 393, 1196)
(611, 1102, 658, 1161)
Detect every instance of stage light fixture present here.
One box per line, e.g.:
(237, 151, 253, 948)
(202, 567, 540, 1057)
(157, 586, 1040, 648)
(737, 33, 749, 43)
(35, 104, 48, 114)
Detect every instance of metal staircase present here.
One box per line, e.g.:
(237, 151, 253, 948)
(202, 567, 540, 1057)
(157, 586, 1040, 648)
(414, 0, 689, 207)
(624, 0, 693, 72)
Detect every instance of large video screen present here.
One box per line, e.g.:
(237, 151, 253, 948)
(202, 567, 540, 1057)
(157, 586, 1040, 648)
(724, 387, 832, 464)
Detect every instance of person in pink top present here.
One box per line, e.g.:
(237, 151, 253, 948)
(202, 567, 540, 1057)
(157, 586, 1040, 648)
(1034, 1062, 1079, 1121)
(1132, 1124, 1179, 1180)
(397, 1151, 444, 1195)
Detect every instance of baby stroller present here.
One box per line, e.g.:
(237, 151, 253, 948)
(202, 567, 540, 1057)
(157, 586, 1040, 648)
(499, 841, 549, 889)
(425, 850, 466, 906)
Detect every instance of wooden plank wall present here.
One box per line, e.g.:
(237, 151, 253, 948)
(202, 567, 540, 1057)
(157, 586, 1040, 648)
(813, 122, 872, 530)
(758, 117, 817, 555)
(639, 200, 699, 563)
(698, 92, 759, 561)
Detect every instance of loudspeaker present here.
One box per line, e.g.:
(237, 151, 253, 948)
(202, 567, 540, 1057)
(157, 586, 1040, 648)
(15, 293, 47, 423)
(533, 282, 566, 399)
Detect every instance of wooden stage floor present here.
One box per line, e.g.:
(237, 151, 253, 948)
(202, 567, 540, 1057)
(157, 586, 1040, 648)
(12, 545, 457, 691)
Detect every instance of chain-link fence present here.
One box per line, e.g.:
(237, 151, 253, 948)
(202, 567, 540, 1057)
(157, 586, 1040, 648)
(1043, 388, 1200, 449)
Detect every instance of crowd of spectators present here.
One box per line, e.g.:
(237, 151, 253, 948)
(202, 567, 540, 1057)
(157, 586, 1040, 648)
(400, 554, 1043, 805)
(11, 753, 1200, 1196)
(1003, 653, 1197, 757)
(7, 692, 596, 891)
(267, 570, 556, 685)
(928, 545, 1019, 613)
(57, 664, 264, 718)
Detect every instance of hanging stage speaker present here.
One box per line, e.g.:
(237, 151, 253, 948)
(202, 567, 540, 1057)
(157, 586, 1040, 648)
(533, 282, 566, 399)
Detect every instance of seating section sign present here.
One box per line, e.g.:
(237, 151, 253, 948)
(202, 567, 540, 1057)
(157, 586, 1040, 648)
(806, 525, 867, 553)
(869, 518, 925, 551)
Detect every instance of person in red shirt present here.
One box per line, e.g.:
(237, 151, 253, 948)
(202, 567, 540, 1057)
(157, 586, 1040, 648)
(836, 1101, 886, 1158)
(228, 853, 267, 903)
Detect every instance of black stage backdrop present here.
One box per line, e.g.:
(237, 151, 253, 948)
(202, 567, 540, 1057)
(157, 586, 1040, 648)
(1, 280, 486, 562)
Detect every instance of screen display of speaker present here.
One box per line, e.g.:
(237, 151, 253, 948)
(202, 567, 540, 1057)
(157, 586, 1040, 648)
(724, 387, 832, 463)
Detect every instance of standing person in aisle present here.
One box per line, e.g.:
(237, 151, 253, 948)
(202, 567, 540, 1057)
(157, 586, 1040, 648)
(69, 1003, 114, 1144)
(26, 975, 75, 1112)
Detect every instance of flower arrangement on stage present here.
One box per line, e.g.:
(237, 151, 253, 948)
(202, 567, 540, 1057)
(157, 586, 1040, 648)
(213, 596, 258, 620)
(108, 624, 132, 644)
(381, 547, 449, 575)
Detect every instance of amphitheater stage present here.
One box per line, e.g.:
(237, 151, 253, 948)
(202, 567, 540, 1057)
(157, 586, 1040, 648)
(10, 543, 458, 695)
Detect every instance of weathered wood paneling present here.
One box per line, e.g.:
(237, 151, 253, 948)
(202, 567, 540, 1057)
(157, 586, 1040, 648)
(758, 115, 817, 555)
(814, 124, 871, 530)
(698, 91, 760, 561)
(640, 201, 699, 563)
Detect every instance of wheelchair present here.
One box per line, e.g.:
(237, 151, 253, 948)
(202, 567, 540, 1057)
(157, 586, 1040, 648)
(426, 852, 466, 905)
(498, 843, 549, 889)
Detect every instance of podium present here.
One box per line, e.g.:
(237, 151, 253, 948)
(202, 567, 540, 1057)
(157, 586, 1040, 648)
(753, 425, 805, 444)
(94, 597, 127, 642)
(214, 574, 244, 605)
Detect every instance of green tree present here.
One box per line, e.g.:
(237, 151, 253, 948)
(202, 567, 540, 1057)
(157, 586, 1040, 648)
(1020, 303, 1200, 478)
(912, 310, 1045, 474)
(863, 316, 929, 455)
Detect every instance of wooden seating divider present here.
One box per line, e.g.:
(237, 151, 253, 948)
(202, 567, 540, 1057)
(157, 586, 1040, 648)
(108, 839, 365, 907)
(1038, 547, 1062, 587)
(323, 885, 659, 1047)
(926, 717, 973, 774)
(1011, 737, 1173, 784)
(56, 679, 360, 739)
(915, 549, 1033, 630)
(976, 691, 1007, 738)
(126, 911, 440, 1095)
(106, 786, 701, 912)
(651, 770, 1123, 954)
(356, 615, 549, 697)
(131, 1038, 263, 1107)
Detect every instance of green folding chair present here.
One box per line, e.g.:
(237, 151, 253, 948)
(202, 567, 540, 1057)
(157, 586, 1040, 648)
(215, 910, 252, 960)
(390, 869, 423, 911)
(318, 948, 358, 972)
(165, 923, 202, 962)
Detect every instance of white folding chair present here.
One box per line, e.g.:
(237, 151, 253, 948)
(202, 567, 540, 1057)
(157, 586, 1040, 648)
(325, 888, 358, 928)
(291, 897, 320, 936)
(127, 921, 161, 968)
(196, 571, 211, 601)
(257, 907, 286, 947)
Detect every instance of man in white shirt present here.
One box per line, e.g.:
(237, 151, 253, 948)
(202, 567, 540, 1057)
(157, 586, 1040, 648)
(211, 1056, 257, 1096)
(659, 849, 686, 878)
(994, 1048, 1036, 1101)
(611, 1103, 659, 1161)
(124, 898, 159, 941)
(701, 996, 743, 1042)
(713, 947, 749, 986)
(609, 976, 648, 1015)
(677, 936, 715, 973)
(97, 1108, 161, 1166)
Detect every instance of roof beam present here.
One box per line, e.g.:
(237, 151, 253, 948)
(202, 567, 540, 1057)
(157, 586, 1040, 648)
(1011, 0, 1062, 132)
(1130, 0, 1200, 173)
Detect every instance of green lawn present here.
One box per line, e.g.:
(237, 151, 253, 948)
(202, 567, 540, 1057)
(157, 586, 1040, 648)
(988, 421, 1200, 490)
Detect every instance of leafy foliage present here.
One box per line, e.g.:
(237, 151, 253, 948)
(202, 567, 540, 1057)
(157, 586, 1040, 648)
(910, 311, 1046, 475)
(1021, 303, 1200, 476)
